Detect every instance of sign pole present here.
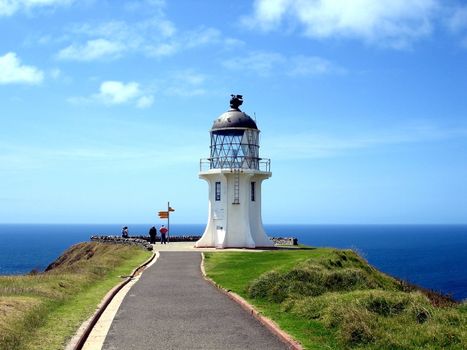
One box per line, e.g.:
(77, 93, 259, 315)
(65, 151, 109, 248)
(167, 201, 170, 243)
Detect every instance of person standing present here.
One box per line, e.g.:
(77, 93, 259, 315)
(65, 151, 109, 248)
(148, 226, 157, 244)
(121, 226, 129, 238)
(160, 225, 168, 244)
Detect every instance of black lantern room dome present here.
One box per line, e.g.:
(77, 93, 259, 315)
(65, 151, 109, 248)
(212, 109, 258, 130)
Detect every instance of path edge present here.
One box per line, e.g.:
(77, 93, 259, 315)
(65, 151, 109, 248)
(66, 250, 157, 350)
(200, 253, 303, 350)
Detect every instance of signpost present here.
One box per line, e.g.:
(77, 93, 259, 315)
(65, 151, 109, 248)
(158, 211, 169, 218)
(157, 202, 175, 241)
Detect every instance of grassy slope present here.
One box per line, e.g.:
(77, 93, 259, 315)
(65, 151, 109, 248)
(204, 248, 466, 350)
(0, 242, 151, 350)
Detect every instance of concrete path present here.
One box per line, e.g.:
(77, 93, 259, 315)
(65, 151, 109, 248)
(102, 252, 288, 350)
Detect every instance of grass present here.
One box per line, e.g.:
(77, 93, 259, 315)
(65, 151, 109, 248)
(204, 248, 467, 350)
(0, 242, 152, 350)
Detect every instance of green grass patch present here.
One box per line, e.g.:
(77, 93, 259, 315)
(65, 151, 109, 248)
(204, 248, 466, 350)
(0, 242, 151, 350)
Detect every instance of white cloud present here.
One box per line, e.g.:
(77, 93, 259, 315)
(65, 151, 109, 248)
(447, 6, 467, 48)
(244, 0, 439, 48)
(55, 16, 176, 61)
(288, 55, 345, 76)
(47, 67, 72, 83)
(185, 27, 222, 48)
(448, 6, 467, 33)
(223, 51, 342, 77)
(57, 39, 125, 61)
(56, 11, 232, 61)
(136, 95, 154, 109)
(144, 27, 225, 58)
(223, 38, 245, 49)
(223, 51, 285, 76)
(164, 70, 208, 97)
(0, 0, 73, 16)
(96, 81, 141, 105)
(70, 21, 144, 44)
(0, 52, 44, 85)
(69, 80, 154, 108)
(146, 42, 179, 57)
(49, 68, 60, 78)
(177, 71, 206, 86)
(123, 0, 167, 15)
(145, 17, 176, 38)
(66, 96, 90, 105)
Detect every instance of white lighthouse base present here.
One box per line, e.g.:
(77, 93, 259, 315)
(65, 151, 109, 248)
(195, 169, 273, 249)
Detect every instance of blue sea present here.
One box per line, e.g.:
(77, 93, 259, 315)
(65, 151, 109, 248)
(0, 224, 465, 301)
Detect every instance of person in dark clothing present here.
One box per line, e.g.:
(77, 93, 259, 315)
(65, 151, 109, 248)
(121, 226, 129, 238)
(149, 226, 157, 244)
(160, 225, 168, 244)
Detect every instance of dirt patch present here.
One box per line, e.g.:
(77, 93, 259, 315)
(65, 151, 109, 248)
(45, 243, 98, 271)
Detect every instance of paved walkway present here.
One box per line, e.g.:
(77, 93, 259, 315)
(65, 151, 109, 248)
(102, 252, 288, 350)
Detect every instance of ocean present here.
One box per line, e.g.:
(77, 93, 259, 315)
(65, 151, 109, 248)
(0, 224, 465, 301)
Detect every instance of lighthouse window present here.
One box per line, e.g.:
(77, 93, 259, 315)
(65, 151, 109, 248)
(251, 182, 256, 201)
(215, 182, 221, 201)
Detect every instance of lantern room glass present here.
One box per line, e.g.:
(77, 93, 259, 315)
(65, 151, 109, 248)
(210, 129, 260, 170)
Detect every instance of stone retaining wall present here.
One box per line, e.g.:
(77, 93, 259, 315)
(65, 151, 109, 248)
(270, 237, 298, 246)
(90, 235, 153, 251)
(91, 235, 298, 247)
(131, 235, 202, 242)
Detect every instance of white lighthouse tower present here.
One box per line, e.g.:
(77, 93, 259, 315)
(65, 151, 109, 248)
(196, 95, 273, 248)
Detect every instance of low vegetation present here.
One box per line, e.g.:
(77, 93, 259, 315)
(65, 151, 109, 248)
(0, 242, 151, 350)
(204, 248, 466, 350)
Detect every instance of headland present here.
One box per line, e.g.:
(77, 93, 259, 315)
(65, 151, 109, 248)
(0, 239, 465, 350)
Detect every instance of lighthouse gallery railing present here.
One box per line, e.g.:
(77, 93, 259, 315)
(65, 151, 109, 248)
(199, 157, 271, 172)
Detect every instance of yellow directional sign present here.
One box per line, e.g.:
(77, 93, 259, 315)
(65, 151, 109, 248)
(158, 211, 169, 218)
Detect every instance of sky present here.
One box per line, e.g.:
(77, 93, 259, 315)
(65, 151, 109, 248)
(0, 0, 466, 225)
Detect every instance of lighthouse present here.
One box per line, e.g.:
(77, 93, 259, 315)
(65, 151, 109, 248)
(196, 95, 273, 248)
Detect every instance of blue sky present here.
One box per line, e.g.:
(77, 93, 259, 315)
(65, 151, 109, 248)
(1, 0, 466, 224)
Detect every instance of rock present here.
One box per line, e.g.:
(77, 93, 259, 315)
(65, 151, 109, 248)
(270, 237, 298, 246)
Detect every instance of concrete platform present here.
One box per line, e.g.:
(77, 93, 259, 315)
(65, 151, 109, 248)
(151, 241, 267, 252)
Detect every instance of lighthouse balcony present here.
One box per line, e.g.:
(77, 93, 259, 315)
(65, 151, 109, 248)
(199, 157, 271, 172)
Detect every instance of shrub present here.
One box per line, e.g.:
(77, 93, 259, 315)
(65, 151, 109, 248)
(362, 291, 411, 317)
(247, 271, 284, 301)
(318, 301, 376, 346)
(248, 263, 379, 303)
(289, 290, 461, 349)
(290, 295, 328, 320)
(247, 267, 324, 302)
(339, 307, 375, 346)
(324, 268, 372, 292)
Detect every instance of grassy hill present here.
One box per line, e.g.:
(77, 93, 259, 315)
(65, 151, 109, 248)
(204, 248, 466, 350)
(0, 242, 151, 350)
